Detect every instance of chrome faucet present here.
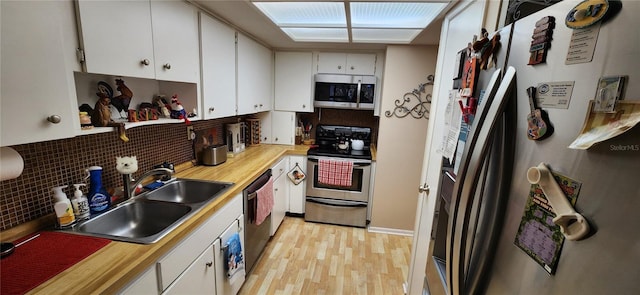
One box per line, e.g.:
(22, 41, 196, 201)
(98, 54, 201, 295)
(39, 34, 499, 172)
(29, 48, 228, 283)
(122, 168, 174, 200)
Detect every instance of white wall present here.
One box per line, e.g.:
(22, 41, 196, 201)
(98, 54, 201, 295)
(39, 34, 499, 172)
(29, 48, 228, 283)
(370, 45, 438, 231)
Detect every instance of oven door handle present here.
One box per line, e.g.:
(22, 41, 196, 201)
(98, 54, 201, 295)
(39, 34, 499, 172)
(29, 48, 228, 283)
(308, 158, 371, 167)
(307, 197, 367, 208)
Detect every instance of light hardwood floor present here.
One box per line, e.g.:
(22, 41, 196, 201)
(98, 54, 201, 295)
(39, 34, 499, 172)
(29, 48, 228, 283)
(239, 217, 413, 295)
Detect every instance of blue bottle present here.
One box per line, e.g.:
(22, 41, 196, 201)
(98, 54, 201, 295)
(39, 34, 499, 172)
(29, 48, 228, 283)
(87, 166, 111, 214)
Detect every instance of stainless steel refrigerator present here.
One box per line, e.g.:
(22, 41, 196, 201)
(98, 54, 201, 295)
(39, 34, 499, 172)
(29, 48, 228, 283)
(440, 1, 640, 294)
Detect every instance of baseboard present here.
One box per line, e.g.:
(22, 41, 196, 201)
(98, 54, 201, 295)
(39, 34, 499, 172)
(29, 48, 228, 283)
(367, 226, 414, 236)
(285, 212, 304, 218)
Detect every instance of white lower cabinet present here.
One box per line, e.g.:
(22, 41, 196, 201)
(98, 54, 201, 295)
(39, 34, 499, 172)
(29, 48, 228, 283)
(288, 156, 307, 214)
(119, 193, 244, 295)
(271, 158, 289, 236)
(214, 215, 246, 295)
(120, 265, 158, 295)
(163, 244, 216, 294)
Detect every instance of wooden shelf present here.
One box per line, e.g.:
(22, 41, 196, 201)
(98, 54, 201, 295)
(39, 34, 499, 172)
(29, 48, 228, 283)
(76, 117, 199, 136)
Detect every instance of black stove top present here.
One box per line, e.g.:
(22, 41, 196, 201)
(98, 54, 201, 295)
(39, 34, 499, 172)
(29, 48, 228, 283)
(307, 125, 372, 160)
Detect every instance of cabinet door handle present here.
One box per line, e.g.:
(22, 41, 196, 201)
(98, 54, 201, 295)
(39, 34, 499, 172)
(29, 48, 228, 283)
(419, 183, 430, 194)
(47, 115, 62, 124)
(163, 63, 171, 70)
(205, 262, 213, 267)
(141, 59, 150, 66)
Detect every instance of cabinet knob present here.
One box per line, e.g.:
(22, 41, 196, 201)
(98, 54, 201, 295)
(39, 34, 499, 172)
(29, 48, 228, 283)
(140, 59, 150, 66)
(47, 115, 62, 124)
(418, 183, 430, 194)
(205, 262, 213, 267)
(351, 66, 355, 70)
(254, 104, 258, 108)
(275, 137, 278, 141)
(275, 188, 278, 192)
(163, 63, 171, 70)
(302, 104, 306, 108)
(264, 137, 267, 141)
(209, 107, 215, 112)
(337, 65, 342, 70)
(259, 104, 263, 108)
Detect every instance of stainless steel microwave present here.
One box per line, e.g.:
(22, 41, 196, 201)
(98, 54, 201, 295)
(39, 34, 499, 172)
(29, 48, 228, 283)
(314, 74, 376, 110)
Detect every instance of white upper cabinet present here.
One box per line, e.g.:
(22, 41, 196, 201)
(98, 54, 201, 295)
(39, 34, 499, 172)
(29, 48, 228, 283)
(274, 52, 313, 113)
(76, 0, 199, 83)
(316, 52, 377, 75)
(150, 1, 200, 83)
(255, 111, 294, 145)
(1, 0, 80, 147)
(76, 0, 155, 79)
(237, 34, 273, 115)
(271, 111, 295, 145)
(200, 12, 237, 119)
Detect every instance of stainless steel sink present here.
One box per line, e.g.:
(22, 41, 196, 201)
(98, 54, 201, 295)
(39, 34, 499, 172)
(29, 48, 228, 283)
(145, 179, 233, 204)
(75, 200, 192, 244)
(62, 178, 234, 244)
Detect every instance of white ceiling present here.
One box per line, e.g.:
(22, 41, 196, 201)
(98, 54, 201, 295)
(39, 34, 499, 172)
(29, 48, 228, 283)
(190, 0, 456, 51)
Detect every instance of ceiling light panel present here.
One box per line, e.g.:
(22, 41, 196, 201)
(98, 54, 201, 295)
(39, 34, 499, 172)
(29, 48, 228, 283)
(350, 2, 448, 28)
(282, 28, 349, 42)
(253, 2, 346, 27)
(352, 28, 422, 43)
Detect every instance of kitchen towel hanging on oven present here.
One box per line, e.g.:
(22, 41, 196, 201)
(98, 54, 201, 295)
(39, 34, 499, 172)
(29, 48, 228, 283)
(318, 159, 353, 187)
(255, 176, 274, 225)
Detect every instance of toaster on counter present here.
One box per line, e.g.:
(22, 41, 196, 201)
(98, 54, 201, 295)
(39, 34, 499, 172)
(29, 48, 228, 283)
(201, 144, 227, 166)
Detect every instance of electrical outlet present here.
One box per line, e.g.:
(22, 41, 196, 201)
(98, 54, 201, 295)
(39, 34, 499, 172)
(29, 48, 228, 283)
(186, 126, 195, 141)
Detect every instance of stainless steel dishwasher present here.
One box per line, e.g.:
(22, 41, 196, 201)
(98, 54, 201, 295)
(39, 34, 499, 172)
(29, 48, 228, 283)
(243, 169, 272, 273)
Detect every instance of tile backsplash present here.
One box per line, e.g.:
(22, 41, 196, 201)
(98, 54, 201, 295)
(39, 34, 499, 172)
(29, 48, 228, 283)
(0, 118, 238, 230)
(0, 109, 379, 231)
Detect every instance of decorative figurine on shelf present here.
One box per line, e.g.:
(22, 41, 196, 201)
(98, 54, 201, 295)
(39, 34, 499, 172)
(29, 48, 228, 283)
(111, 79, 133, 118)
(92, 91, 129, 142)
(170, 94, 191, 125)
(153, 95, 171, 118)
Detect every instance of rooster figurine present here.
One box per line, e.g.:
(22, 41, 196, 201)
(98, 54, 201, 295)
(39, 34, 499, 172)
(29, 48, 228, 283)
(170, 94, 191, 125)
(111, 79, 133, 117)
(92, 92, 129, 142)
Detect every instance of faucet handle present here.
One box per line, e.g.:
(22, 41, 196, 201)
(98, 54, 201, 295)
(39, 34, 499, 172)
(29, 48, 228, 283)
(153, 162, 175, 172)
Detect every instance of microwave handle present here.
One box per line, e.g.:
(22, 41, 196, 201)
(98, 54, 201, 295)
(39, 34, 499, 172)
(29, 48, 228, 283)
(356, 79, 362, 108)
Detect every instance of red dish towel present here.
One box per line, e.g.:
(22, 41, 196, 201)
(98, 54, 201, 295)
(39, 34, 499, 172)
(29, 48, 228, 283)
(255, 176, 274, 226)
(318, 159, 354, 187)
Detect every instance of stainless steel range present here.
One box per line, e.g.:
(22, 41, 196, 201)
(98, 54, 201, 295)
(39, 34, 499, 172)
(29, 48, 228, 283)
(305, 125, 373, 227)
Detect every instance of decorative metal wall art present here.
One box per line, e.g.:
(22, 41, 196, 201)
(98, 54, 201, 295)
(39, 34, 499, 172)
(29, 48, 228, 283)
(385, 75, 434, 119)
(506, 0, 562, 25)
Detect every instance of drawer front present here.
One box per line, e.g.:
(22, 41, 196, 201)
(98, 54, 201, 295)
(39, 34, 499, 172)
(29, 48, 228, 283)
(157, 193, 242, 291)
(272, 157, 288, 179)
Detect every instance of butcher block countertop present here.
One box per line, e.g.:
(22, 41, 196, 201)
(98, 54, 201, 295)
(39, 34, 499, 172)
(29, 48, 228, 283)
(27, 144, 309, 294)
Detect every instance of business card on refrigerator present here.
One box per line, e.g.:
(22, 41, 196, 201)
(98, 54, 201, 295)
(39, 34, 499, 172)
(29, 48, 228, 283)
(536, 81, 575, 109)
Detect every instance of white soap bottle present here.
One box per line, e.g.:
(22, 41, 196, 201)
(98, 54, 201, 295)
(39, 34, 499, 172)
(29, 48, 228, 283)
(52, 185, 76, 228)
(71, 184, 90, 221)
